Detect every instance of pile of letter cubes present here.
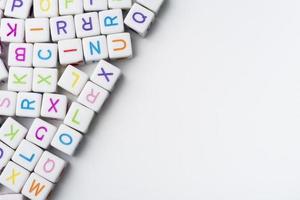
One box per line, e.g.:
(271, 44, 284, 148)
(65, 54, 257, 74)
(0, 0, 164, 199)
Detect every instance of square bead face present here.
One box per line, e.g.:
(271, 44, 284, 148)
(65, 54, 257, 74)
(51, 124, 83, 155)
(0, 18, 24, 42)
(0, 90, 17, 116)
(82, 35, 108, 62)
(33, 0, 59, 18)
(0, 117, 28, 149)
(83, 0, 107, 11)
(8, 43, 33, 67)
(40, 93, 68, 120)
(0, 0, 7, 9)
(90, 60, 121, 92)
(124, 3, 155, 37)
(136, 0, 164, 13)
(25, 18, 50, 43)
(7, 67, 33, 92)
(58, 0, 83, 15)
(108, 0, 132, 9)
(34, 151, 67, 183)
(21, 173, 54, 200)
(64, 102, 95, 133)
(32, 68, 58, 93)
(78, 81, 109, 112)
(74, 12, 100, 38)
(4, 0, 33, 19)
(99, 9, 124, 35)
(26, 118, 57, 149)
(0, 161, 30, 193)
(50, 15, 76, 42)
(16, 92, 42, 118)
(0, 141, 14, 170)
(12, 140, 43, 171)
(107, 32, 133, 59)
(58, 38, 84, 65)
(33, 43, 58, 68)
(58, 65, 88, 95)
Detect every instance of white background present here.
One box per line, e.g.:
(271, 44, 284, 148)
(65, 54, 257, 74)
(15, 0, 300, 199)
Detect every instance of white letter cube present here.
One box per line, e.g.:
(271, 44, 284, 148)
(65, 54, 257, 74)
(51, 124, 83, 155)
(107, 32, 133, 59)
(34, 151, 67, 183)
(33, 43, 58, 68)
(0, 142, 14, 170)
(78, 81, 109, 112)
(25, 18, 50, 43)
(82, 35, 108, 62)
(32, 68, 58, 93)
(8, 43, 33, 67)
(41, 93, 68, 120)
(33, 0, 59, 17)
(26, 118, 57, 149)
(58, 65, 88, 95)
(99, 9, 124, 35)
(16, 92, 42, 118)
(0, 161, 30, 193)
(12, 140, 43, 171)
(50, 15, 75, 42)
(8, 67, 33, 92)
(58, 0, 83, 15)
(4, 0, 33, 19)
(0, 117, 28, 149)
(0, 18, 24, 43)
(0, 91, 17, 116)
(58, 39, 84, 65)
(74, 12, 100, 38)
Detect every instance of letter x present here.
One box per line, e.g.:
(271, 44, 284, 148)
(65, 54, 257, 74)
(48, 98, 59, 113)
(13, 74, 27, 84)
(38, 75, 51, 85)
(6, 169, 21, 185)
(98, 67, 113, 82)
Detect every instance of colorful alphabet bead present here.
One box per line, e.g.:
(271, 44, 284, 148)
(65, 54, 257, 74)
(26, 118, 57, 149)
(82, 35, 108, 62)
(40, 93, 68, 120)
(32, 68, 58, 93)
(16, 92, 42, 118)
(57, 38, 84, 65)
(33, 0, 59, 18)
(0, 161, 30, 193)
(107, 32, 133, 59)
(8, 43, 33, 67)
(7, 67, 33, 92)
(0, 141, 14, 170)
(4, 0, 33, 19)
(51, 124, 83, 155)
(12, 140, 43, 171)
(0, 18, 24, 42)
(32, 43, 58, 68)
(25, 18, 50, 43)
(0, 91, 17, 116)
(99, 9, 124, 35)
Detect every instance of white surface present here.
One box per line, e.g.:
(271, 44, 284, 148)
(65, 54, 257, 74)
(4, 0, 300, 199)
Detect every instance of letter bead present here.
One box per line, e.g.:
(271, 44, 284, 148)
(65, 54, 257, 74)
(136, 0, 164, 13)
(0, 161, 30, 193)
(33, 43, 58, 68)
(83, 0, 107, 11)
(26, 118, 57, 149)
(32, 68, 58, 93)
(78, 81, 109, 112)
(4, 0, 33, 19)
(0, 59, 8, 82)
(16, 92, 42, 118)
(25, 18, 50, 43)
(50, 15, 76, 42)
(58, 0, 83, 15)
(124, 3, 155, 37)
(82, 35, 108, 62)
(90, 60, 121, 92)
(21, 173, 54, 200)
(0, 141, 14, 170)
(40, 93, 68, 120)
(0, 18, 25, 43)
(107, 32, 133, 60)
(108, 0, 132, 9)
(99, 9, 124, 35)
(0, 90, 17, 116)
(7, 67, 33, 92)
(0, 117, 28, 149)
(74, 12, 100, 38)
(51, 124, 83, 155)
(8, 43, 33, 67)
(58, 38, 84, 65)
(34, 151, 67, 183)
(58, 65, 88, 95)
(64, 102, 95, 133)
(12, 140, 43, 171)
(33, 0, 59, 18)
